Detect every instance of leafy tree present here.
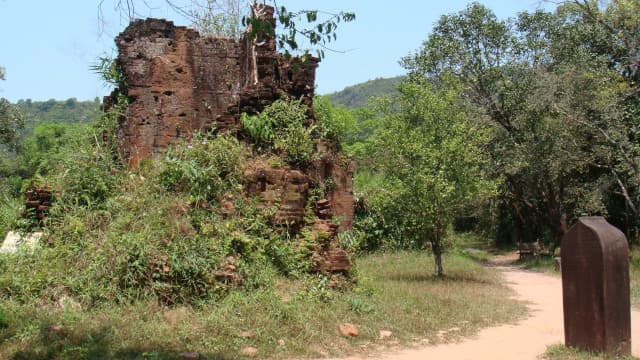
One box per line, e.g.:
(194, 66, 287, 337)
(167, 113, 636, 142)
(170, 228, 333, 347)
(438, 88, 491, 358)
(313, 95, 356, 146)
(0, 69, 24, 152)
(21, 122, 91, 175)
(398, 0, 640, 248)
(554, 0, 640, 237)
(103, 0, 355, 59)
(367, 80, 494, 276)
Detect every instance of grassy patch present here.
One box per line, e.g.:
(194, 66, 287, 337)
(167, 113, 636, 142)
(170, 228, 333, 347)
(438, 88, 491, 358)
(452, 232, 516, 263)
(631, 248, 640, 306)
(519, 256, 560, 275)
(543, 344, 639, 360)
(0, 251, 526, 359)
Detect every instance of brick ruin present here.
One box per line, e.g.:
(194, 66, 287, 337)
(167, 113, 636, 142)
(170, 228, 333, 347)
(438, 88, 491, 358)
(109, 5, 354, 271)
(24, 185, 52, 225)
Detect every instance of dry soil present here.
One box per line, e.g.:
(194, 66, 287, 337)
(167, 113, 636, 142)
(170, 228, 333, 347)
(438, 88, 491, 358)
(325, 252, 640, 360)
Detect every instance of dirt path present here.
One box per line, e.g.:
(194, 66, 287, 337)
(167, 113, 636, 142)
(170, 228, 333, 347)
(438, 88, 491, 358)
(327, 254, 640, 360)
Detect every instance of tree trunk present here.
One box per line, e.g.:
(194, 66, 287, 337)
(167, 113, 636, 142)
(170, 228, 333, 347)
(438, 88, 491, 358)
(432, 232, 444, 277)
(434, 249, 444, 277)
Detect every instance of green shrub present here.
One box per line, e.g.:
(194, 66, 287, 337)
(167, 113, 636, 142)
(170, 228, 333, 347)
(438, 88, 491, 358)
(0, 305, 8, 330)
(314, 95, 356, 144)
(0, 129, 322, 306)
(241, 99, 315, 166)
(159, 133, 244, 204)
(0, 192, 23, 240)
(273, 122, 315, 166)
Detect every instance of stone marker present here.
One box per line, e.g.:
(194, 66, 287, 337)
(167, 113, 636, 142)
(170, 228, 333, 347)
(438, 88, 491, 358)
(561, 216, 630, 355)
(0, 231, 43, 254)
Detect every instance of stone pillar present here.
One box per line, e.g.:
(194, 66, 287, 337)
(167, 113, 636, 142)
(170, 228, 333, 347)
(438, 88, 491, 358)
(561, 216, 631, 355)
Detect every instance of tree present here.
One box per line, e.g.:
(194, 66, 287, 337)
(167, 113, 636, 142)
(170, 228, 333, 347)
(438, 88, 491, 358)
(401, 1, 640, 246)
(101, 0, 355, 59)
(0, 68, 24, 152)
(368, 80, 494, 276)
(556, 0, 640, 237)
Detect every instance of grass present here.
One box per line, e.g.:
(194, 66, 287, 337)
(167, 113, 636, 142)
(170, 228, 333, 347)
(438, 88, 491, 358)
(519, 256, 560, 275)
(631, 249, 640, 307)
(0, 250, 526, 359)
(543, 344, 639, 360)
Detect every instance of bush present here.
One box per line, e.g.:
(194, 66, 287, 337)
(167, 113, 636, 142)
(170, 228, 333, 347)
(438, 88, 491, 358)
(0, 305, 7, 329)
(159, 133, 244, 204)
(0, 187, 24, 240)
(241, 99, 315, 166)
(314, 95, 356, 145)
(0, 129, 322, 306)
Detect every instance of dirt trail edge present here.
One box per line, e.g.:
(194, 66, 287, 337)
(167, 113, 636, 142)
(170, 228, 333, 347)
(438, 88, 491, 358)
(324, 256, 640, 360)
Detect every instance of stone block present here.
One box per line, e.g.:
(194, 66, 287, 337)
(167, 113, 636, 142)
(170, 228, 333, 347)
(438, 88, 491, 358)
(561, 216, 631, 355)
(1, 231, 43, 254)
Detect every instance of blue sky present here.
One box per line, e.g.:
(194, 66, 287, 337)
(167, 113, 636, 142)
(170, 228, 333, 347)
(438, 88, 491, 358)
(0, 0, 552, 102)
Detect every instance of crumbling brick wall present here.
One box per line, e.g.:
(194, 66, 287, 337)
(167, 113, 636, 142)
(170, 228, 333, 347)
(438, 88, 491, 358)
(113, 5, 317, 166)
(24, 185, 52, 226)
(110, 5, 354, 271)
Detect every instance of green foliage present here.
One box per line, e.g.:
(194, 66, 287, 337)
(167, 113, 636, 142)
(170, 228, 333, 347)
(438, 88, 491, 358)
(21, 122, 91, 173)
(31, 95, 127, 211)
(0, 99, 102, 200)
(356, 80, 495, 276)
(159, 133, 244, 204)
(326, 76, 404, 109)
(0, 68, 24, 152)
(90, 56, 127, 91)
(0, 250, 525, 359)
(0, 119, 319, 306)
(0, 98, 24, 152)
(544, 343, 637, 360)
(15, 98, 100, 130)
(0, 195, 22, 241)
(243, 4, 355, 60)
(400, 1, 640, 249)
(313, 95, 356, 145)
(241, 99, 315, 166)
(0, 305, 7, 330)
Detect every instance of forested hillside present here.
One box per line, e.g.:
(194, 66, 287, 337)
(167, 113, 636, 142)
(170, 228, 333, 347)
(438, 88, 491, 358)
(0, 98, 101, 197)
(325, 76, 404, 109)
(15, 98, 101, 135)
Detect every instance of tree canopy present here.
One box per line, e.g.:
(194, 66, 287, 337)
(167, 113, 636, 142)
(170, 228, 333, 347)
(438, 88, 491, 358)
(398, 0, 640, 248)
(0, 69, 24, 153)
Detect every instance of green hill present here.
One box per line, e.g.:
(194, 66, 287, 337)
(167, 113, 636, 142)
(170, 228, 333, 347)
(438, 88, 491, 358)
(325, 76, 405, 109)
(15, 98, 101, 125)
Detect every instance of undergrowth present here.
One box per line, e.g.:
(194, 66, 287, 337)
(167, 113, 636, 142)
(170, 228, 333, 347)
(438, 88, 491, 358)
(0, 251, 526, 359)
(241, 99, 315, 167)
(544, 344, 638, 360)
(631, 248, 640, 306)
(0, 99, 327, 307)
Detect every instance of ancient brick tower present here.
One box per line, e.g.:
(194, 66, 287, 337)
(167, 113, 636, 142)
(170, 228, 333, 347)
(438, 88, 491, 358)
(113, 5, 317, 165)
(109, 5, 354, 270)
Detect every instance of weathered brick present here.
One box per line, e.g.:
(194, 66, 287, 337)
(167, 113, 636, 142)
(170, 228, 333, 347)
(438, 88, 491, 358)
(108, 5, 354, 271)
